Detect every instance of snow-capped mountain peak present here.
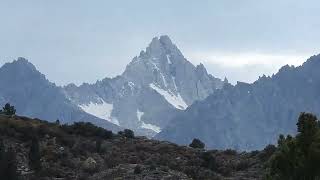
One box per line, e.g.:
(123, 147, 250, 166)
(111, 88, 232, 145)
(64, 35, 226, 136)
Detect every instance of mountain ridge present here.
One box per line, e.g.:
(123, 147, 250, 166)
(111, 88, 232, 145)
(0, 36, 225, 137)
(0, 57, 121, 132)
(156, 54, 320, 150)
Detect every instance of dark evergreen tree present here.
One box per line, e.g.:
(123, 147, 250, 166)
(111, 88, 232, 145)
(29, 137, 41, 170)
(189, 138, 205, 149)
(1, 103, 16, 116)
(268, 112, 320, 180)
(297, 113, 320, 179)
(296, 112, 318, 153)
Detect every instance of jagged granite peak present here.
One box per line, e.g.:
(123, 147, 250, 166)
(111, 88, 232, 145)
(64, 35, 226, 136)
(0, 35, 226, 138)
(145, 35, 182, 59)
(123, 35, 225, 104)
(223, 77, 229, 84)
(11, 57, 36, 69)
(1, 57, 43, 79)
(196, 63, 207, 73)
(156, 54, 320, 150)
(0, 57, 49, 87)
(0, 58, 120, 132)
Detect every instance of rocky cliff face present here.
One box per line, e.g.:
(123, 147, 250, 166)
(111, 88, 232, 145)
(64, 35, 225, 136)
(156, 54, 320, 150)
(0, 58, 120, 131)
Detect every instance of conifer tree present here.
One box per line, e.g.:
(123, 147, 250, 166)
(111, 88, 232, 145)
(268, 112, 320, 179)
(1, 103, 16, 116)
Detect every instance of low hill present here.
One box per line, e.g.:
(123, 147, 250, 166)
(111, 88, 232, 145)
(0, 114, 268, 180)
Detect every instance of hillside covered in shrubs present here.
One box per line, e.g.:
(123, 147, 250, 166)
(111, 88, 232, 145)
(0, 114, 270, 180)
(0, 110, 319, 179)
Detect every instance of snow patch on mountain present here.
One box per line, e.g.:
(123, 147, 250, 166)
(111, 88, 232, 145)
(149, 61, 168, 87)
(172, 77, 178, 91)
(137, 110, 144, 121)
(161, 73, 167, 87)
(167, 55, 172, 64)
(149, 83, 188, 110)
(137, 110, 161, 133)
(141, 123, 161, 133)
(150, 61, 160, 71)
(79, 100, 120, 126)
(128, 81, 135, 89)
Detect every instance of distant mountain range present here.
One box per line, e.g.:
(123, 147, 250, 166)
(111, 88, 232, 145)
(156, 54, 320, 150)
(0, 36, 225, 137)
(2, 36, 320, 150)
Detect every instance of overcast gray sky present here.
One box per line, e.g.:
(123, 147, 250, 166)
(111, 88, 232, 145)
(1, 0, 320, 85)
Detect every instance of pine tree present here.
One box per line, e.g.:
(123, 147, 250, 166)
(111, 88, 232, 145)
(268, 112, 320, 179)
(1, 103, 16, 116)
(296, 112, 318, 154)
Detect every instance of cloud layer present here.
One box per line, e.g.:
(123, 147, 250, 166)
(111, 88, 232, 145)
(0, 0, 319, 85)
(187, 52, 312, 84)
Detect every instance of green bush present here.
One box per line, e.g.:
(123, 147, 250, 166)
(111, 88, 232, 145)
(189, 138, 205, 149)
(134, 165, 142, 174)
(123, 129, 134, 138)
(235, 159, 250, 171)
(201, 151, 217, 171)
(61, 122, 113, 139)
(223, 149, 237, 155)
(259, 144, 276, 161)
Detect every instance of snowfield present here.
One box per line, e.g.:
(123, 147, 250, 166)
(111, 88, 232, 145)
(149, 83, 188, 110)
(137, 110, 161, 133)
(79, 99, 120, 126)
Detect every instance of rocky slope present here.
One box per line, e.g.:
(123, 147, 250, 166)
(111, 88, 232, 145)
(0, 58, 120, 132)
(64, 35, 226, 136)
(156, 54, 320, 150)
(0, 115, 270, 180)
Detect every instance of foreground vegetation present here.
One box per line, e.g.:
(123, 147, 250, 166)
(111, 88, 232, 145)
(266, 112, 320, 180)
(0, 114, 268, 179)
